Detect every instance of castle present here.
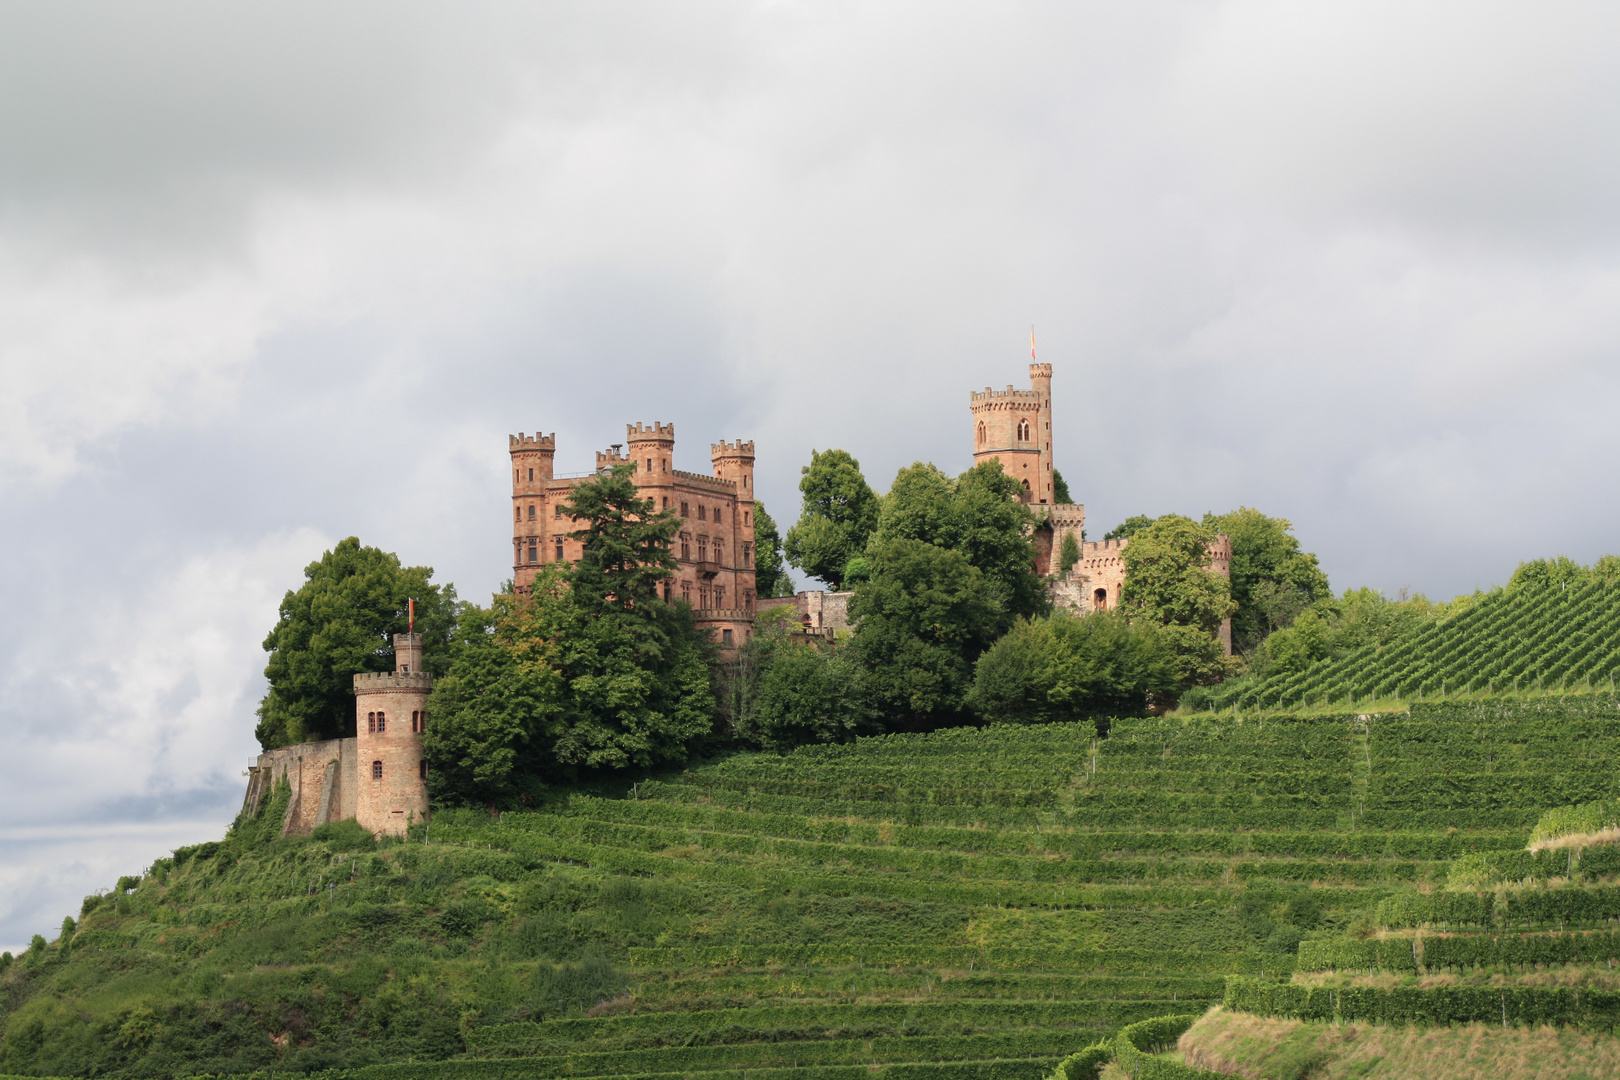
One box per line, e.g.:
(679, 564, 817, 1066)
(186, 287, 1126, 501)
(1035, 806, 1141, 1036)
(510, 423, 759, 650)
(241, 632, 431, 838)
(979, 363, 1232, 652)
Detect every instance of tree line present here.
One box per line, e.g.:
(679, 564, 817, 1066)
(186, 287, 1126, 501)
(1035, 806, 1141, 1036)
(255, 450, 1335, 807)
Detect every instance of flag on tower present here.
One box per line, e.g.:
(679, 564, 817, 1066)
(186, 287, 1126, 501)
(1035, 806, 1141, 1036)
(1030, 328, 1037, 360)
(409, 598, 415, 633)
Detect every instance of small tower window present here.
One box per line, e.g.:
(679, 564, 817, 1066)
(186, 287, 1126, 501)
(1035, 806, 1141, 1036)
(419, 759, 427, 780)
(528, 543, 538, 563)
(554, 538, 564, 561)
(528, 468, 534, 481)
(367, 711, 376, 734)
(663, 496, 669, 509)
(411, 710, 420, 732)
(977, 421, 986, 445)
(376, 711, 386, 733)
(1093, 588, 1108, 610)
(555, 503, 562, 518)
(528, 504, 536, 520)
(722, 629, 733, 646)
(372, 760, 383, 780)
(514, 506, 520, 522)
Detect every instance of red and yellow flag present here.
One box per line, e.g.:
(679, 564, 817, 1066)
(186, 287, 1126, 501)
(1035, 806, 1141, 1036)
(1030, 328, 1037, 360)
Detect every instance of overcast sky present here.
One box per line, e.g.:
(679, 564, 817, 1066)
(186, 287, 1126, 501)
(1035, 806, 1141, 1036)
(2, 0, 1618, 952)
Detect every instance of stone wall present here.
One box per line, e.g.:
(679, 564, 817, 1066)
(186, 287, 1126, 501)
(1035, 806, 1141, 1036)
(245, 737, 356, 837)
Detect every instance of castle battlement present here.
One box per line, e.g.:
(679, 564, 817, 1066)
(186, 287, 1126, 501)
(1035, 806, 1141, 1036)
(711, 439, 755, 459)
(353, 671, 434, 691)
(509, 432, 556, 449)
(672, 468, 736, 491)
(628, 421, 675, 441)
(691, 608, 755, 622)
(595, 447, 631, 469)
(970, 386, 1044, 407)
(1083, 538, 1127, 555)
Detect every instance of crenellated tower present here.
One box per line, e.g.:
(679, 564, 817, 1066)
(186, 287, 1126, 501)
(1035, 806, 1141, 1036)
(352, 633, 431, 836)
(970, 362, 1055, 503)
(510, 433, 556, 591)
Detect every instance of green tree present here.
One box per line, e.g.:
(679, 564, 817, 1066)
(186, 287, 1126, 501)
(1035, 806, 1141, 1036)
(783, 449, 880, 589)
(729, 628, 875, 751)
(1118, 515, 1237, 687)
(873, 459, 1046, 624)
(1202, 507, 1331, 653)
(751, 500, 793, 598)
(1052, 468, 1073, 505)
(1104, 515, 1156, 541)
(1058, 531, 1081, 576)
(256, 537, 457, 750)
(424, 469, 715, 804)
(848, 538, 1001, 728)
(422, 588, 564, 808)
(968, 611, 1179, 731)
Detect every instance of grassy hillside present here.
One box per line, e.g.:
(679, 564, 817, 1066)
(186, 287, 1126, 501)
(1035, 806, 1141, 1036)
(1219, 578, 1620, 711)
(4, 696, 1620, 1078)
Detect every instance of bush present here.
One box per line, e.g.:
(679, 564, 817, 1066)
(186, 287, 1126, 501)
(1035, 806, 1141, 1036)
(530, 952, 629, 1018)
(313, 818, 379, 851)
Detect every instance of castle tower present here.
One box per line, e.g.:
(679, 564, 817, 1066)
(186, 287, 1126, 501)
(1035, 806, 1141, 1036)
(353, 633, 431, 837)
(627, 422, 677, 513)
(970, 362, 1055, 504)
(510, 433, 557, 590)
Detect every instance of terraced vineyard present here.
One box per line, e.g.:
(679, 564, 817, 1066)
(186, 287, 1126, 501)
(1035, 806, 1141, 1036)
(10, 696, 1620, 1078)
(1225, 579, 1620, 711)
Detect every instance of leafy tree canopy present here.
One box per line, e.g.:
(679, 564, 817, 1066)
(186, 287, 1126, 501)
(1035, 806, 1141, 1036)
(1118, 515, 1237, 687)
(783, 449, 880, 590)
(424, 469, 714, 806)
(1201, 507, 1331, 653)
(1058, 531, 1081, 576)
(967, 611, 1179, 731)
(1104, 515, 1156, 541)
(874, 460, 1047, 624)
(256, 537, 456, 750)
(721, 621, 875, 751)
(751, 500, 793, 598)
(1510, 554, 1620, 591)
(1052, 468, 1073, 505)
(848, 538, 1002, 728)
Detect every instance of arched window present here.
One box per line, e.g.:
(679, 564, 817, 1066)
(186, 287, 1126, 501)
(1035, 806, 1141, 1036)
(367, 711, 376, 734)
(371, 760, 383, 780)
(1094, 588, 1108, 610)
(977, 421, 985, 445)
(376, 711, 386, 733)
(1017, 418, 1031, 441)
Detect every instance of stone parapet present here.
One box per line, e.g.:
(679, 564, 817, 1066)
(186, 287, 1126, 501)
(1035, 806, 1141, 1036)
(672, 469, 736, 491)
(354, 671, 434, 692)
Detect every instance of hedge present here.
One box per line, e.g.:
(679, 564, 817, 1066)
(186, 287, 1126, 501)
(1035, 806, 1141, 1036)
(1295, 937, 1417, 973)
(1224, 976, 1620, 1028)
(1376, 886, 1620, 930)
(1109, 1015, 1228, 1080)
(350, 1061, 1060, 1080)
(623, 946, 1292, 977)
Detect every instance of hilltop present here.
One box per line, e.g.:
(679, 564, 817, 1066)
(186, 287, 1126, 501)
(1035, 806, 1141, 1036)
(6, 695, 1620, 1078)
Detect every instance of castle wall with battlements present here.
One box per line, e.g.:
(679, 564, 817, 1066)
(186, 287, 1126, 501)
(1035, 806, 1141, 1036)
(510, 423, 758, 651)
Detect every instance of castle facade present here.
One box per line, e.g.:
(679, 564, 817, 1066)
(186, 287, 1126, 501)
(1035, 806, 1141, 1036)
(510, 422, 759, 650)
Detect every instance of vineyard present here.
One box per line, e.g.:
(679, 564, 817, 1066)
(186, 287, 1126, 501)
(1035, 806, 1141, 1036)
(9, 697, 1619, 1078)
(1216, 579, 1620, 711)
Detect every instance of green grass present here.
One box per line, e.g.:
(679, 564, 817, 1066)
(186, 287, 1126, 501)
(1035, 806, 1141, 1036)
(5, 696, 1620, 1077)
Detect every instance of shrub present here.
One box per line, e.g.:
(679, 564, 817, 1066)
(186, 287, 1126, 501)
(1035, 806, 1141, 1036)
(313, 818, 379, 851)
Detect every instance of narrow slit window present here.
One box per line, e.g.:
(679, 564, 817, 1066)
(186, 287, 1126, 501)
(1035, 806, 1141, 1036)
(376, 711, 386, 733)
(418, 759, 427, 780)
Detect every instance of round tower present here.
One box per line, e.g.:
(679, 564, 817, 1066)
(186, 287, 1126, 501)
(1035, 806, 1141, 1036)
(510, 432, 556, 589)
(969, 363, 1053, 504)
(353, 633, 431, 837)
(627, 421, 676, 489)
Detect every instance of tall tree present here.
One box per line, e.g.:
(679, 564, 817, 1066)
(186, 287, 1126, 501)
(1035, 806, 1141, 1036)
(1104, 515, 1156, 541)
(848, 538, 1002, 729)
(423, 468, 714, 805)
(1058, 531, 1082, 575)
(783, 449, 880, 589)
(1118, 515, 1237, 687)
(751, 500, 793, 598)
(256, 538, 457, 750)
(1202, 507, 1331, 653)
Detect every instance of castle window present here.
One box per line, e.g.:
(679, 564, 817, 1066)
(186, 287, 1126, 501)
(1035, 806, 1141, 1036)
(662, 497, 669, 509)
(646, 458, 652, 473)
(698, 505, 706, 521)
(1094, 588, 1108, 610)
(977, 421, 985, 445)
(744, 590, 754, 611)
(411, 710, 419, 732)
(742, 541, 753, 561)
(681, 580, 691, 601)
(714, 540, 724, 562)
(663, 582, 671, 601)
(1017, 418, 1031, 441)
(698, 538, 708, 561)
(514, 469, 519, 483)
(744, 511, 750, 526)
(680, 501, 689, 517)
(528, 468, 534, 481)
(555, 504, 562, 518)
(555, 538, 564, 561)
(419, 759, 427, 780)
(722, 629, 733, 647)
(514, 506, 520, 522)
(528, 543, 538, 563)
(528, 504, 536, 520)
(715, 507, 723, 524)
(699, 584, 712, 608)
(372, 760, 383, 780)
(367, 712, 376, 734)
(715, 585, 725, 607)
(376, 711, 386, 733)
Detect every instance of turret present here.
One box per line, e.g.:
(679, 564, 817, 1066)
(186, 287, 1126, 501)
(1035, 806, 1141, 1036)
(710, 439, 755, 503)
(352, 632, 431, 837)
(627, 422, 676, 487)
(509, 432, 555, 497)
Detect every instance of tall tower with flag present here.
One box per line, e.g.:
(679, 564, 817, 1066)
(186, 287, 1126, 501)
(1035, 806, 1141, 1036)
(969, 333, 1055, 504)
